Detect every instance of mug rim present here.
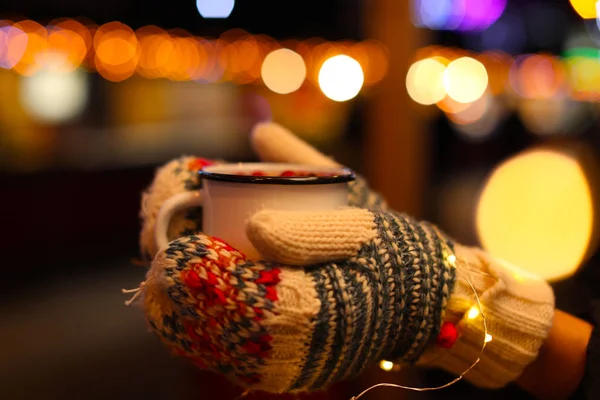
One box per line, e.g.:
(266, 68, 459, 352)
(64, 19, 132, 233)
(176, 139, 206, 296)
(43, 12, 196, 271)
(198, 163, 356, 185)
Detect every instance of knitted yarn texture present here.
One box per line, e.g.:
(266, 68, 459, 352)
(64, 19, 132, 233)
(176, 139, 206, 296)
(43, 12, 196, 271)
(143, 208, 456, 393)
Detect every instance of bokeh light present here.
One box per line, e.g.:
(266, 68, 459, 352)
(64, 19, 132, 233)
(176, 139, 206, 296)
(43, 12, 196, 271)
(412, 0, 506, 32)
(509, 54, 565, 99)
(94, 22, 139, 82)
(443, 57, 488, 103)
(569, 0, 598, 19)
(135, 26, 171, 79)
(196, 0, 235, 19)
(406, 57, 447, 105)
(517, 96, 593, 136)
(0, 25, 28, 69)
(448, 93, 504, 141)
(12, 20, 48, 76)
(47, 26, 87, 72)
(261, 48, 306, 94)
(19, 55, 89, 123)
(565, 50, 600, 101)
(477, 149, 595, 281)
(318, 55, 364, 102)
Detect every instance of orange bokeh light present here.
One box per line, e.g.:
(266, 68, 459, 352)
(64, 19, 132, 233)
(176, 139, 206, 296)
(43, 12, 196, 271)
(12, 20, 48, 75)
(136, 26, 170, 79)
(511, 54, 565, 99)
(94, 22, 139, 82)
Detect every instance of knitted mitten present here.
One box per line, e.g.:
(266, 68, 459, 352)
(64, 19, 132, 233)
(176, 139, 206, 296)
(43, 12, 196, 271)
(139, 156, 218, 261)
(139, 122, 386, 261)
(142, 208, 455, 393)
(246, 209, 556, 390)
(141, 208, 554, 393)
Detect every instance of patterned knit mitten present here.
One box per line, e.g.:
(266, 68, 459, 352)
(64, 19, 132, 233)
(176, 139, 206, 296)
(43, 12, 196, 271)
(141, 207, 554, 393)
(139, 122, 385, 261)
(246, 209, 556, 390)
(143, 208, 457, 393)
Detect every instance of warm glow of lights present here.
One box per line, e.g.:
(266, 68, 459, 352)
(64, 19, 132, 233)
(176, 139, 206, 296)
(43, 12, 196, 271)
(443, 57, 488, 103)
(94, 22, 139, 82)
(467, 307, 480, 319)
(406, 57, 447, 105)
(47, 27, 87, 71)
(229, 37, 261, 83)
(349, 40, 389, 86)
(379, 360, 394, 371)
(478, 51, 511, 95)
(447, 254, 456, 265)
(0, 19, 390, 88)
(196, 0, 235, 19)
(569, 0, 598, 19)
(437, 96, 471, 114)
(318, 54, 364, 102)
(136, 26, 171, 79)
(477, 149, 595, 281)
(12, 20, 49, 76)
(0, 25, 28, 69)
(510, 54, 565, 99)
(446, 93, 489, 125)
(566, 55, 600, 102)
(20, 55, 88, 123)
(161, 33, 204, 81)
(261, 48, 306, 94)
(485, 334, 493, 343)
(307, 41, 339, 84)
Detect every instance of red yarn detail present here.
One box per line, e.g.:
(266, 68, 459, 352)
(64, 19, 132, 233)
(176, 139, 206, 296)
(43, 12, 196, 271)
(436, 321, 459, 349)
(171, 236, 282, 384)
(260, 334, 272, 343)
(265, 286, 278, 302)
(183, 270, 203, 289)
(243, 340, 262, 354)
(212, 237, 238, 253)
(185, 323, 203, 341)
(255, 269, 281, 285)
(188, 158, 214, 171)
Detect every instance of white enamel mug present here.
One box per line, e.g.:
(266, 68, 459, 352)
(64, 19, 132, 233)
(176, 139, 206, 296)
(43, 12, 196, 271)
(155, 163, 356, 259)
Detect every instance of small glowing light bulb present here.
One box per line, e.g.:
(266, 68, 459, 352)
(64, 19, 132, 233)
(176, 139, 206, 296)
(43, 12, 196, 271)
(467, 307, 480, 319)
(380, 360, 394, 371)
(447, 254, 456, 266)
(485, 333, 493, 343)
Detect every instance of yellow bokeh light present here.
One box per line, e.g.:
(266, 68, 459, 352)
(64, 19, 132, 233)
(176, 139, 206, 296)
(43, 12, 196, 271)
(443, 57, 489, 104)
(318, 54, 364, 102)
(477, 149, 595, 281)
(261, 48, 306, 94)
(485, 334, 493, 343)
(566, 56, 600, 102)
(467, 307, 480, 320)
(569, 0, 598, 19)
(379, 360, 394, 371)
(406, 58, 447, 105)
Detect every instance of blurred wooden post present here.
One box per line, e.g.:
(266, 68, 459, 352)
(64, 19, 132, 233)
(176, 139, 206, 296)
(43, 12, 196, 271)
(363, 0, 430, 218)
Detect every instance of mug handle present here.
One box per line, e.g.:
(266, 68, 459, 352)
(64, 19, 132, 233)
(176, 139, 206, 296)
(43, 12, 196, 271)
(155, 190, 203, 251)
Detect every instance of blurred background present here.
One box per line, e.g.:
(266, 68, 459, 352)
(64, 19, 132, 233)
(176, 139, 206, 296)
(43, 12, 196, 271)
(1, 0, 600, 399)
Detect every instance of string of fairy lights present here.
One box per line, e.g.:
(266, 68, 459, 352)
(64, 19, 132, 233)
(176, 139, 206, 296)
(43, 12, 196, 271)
(0, 18, 389, 102)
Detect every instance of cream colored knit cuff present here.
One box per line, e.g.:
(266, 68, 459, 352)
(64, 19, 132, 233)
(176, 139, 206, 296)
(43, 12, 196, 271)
(422, 245, 555, 388)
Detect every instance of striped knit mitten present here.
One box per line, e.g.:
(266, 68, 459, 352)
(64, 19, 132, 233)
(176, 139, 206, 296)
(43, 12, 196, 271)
(142, 208, 456, 393)
(139, 121, 386, 262)
(141, 207, 554, 393)
(246, 209, 556, 390)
